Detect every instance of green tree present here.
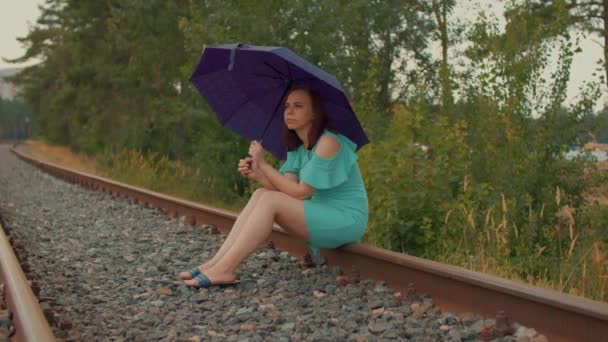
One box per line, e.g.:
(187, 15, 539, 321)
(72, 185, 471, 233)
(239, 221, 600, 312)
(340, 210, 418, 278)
(581, 105, 608, 143)
(0, 99, 32, 139)
(180, 0, 436, 141)
(530, 0, 608, 89)
(431, 0, 456, 109)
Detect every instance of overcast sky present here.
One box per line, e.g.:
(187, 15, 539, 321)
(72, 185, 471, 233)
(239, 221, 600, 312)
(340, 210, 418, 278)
(1, 1, 42, 69)
(1, 0, 605, 106)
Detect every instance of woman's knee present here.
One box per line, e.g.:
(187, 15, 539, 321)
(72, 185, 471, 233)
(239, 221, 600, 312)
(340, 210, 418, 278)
(250, 187, 268, 201)
(258, 190, 282, 210)
(253, 187, 268, 196)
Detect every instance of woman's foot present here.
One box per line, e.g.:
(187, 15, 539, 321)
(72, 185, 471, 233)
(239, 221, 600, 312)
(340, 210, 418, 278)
(178, 262, 213, 280)
(183, 267, 237, 287)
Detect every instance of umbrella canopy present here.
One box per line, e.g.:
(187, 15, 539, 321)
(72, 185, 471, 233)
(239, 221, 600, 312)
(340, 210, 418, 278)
(189, 43, 369, 160)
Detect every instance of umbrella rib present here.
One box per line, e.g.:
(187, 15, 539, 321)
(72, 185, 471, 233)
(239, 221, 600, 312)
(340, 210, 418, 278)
(292, 76, 318, 83)
(286, 60, 293, 81)
(221, 82, 286, 126)
(263, 61, 289, 80)
(252, 72, 287, 82)
(259, 82, 292, 141)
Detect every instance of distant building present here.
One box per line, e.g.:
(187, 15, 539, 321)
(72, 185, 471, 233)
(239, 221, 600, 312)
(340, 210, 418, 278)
(0, 68, 20, 100)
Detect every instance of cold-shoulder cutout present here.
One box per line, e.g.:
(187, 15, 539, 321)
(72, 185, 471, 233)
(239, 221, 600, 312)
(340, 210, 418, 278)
(299, 132, 358, 189)
(313, 134, 340, 159)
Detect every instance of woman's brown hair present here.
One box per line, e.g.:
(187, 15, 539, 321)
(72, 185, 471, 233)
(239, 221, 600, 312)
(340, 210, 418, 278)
(281, 85, 334, 152)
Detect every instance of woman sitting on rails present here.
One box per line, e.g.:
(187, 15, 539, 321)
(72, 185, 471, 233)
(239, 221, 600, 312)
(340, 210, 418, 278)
(178, 85, 369, 288)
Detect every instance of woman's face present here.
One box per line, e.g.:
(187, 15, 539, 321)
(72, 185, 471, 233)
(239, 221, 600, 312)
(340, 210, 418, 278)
(284, 89, 314, 131)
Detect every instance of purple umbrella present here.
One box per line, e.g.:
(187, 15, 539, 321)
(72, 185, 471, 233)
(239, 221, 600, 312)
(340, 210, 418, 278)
(189, 43, 369, 160)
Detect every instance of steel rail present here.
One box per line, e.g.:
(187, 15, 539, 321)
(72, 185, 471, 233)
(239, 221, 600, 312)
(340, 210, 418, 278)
(11, 146, 608, 341)
(0, 217, 56, 341)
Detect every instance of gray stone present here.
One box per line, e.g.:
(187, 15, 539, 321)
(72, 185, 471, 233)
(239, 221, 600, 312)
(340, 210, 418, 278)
(368, 322, 389, 335)
(236, 307, 255, 315)
(406, 327, 424, 337)
(493, 337, 517, 342)
(150, 300, 164, 307)
(324, 284, 337, 295)
(0, 310, 10, 326)
(448, 328, 462, 340)
(367, 300, 384, 310)
(438, 313, 459, 326)
(281, 322, 295, 332)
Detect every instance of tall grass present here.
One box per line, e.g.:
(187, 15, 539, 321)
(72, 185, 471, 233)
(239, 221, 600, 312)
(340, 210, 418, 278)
(442, 185, 607, 301)
(97, 149, 247, 212)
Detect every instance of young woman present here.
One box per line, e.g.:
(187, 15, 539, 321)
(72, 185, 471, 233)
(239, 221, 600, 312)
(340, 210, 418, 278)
(178, 85, 368, 288)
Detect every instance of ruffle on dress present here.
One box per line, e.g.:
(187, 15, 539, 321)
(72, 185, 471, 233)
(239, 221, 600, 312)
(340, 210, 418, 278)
(278, 150, 301, 175)
(299, 133, 358, 190)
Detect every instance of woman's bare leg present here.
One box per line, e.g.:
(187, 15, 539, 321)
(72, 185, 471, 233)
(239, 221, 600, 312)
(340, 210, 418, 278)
(184, 190, 310, 285)
(178, 188, 267, 279)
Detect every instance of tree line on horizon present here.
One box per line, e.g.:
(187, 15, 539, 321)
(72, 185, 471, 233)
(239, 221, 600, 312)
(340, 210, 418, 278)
(0, 98, 32, 140)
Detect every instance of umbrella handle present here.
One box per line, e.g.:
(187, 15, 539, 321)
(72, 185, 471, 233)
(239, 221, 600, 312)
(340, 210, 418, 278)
(247, 140, 261, 167)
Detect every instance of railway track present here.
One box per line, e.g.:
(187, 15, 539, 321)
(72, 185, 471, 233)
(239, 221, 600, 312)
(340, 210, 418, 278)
(1, 144, 607, 341)
(0, 213, 55, 341)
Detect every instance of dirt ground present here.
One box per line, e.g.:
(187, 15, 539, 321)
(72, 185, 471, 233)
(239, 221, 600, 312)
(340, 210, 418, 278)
(584, 142, 608, 152)
(585, 182, 608, 206)
(16, 140, 97, 174)
(585, 143, 608, 205)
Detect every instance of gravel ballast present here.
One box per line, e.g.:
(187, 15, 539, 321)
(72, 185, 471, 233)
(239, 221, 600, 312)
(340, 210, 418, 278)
(0, 283, 9, 340)
(0, 146, 546, 341)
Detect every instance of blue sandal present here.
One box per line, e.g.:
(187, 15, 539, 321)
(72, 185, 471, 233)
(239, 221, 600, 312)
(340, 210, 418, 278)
(189, 272, 240, 289)
(180, 267, 201, 280)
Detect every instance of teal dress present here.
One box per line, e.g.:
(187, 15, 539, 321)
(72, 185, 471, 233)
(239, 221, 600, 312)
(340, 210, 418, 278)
(278, 129, 369, 255)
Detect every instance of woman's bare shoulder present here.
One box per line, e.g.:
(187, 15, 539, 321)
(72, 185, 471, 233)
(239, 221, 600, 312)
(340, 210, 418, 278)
(314, 134, 340, 158)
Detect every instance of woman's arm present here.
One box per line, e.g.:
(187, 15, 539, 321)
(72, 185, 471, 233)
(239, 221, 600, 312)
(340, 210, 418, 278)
(255, 167, 278, 190)
(241, 158, 297, 191)
(259, 170, 300, 191)
(258, 160, 314, 199)
(239, 157, 277, 190)
(249, 137, 339, 199)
